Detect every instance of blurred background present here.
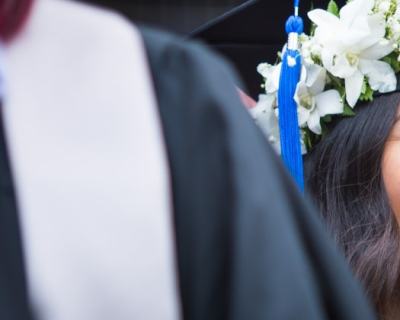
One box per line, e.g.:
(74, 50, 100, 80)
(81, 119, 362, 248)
(80, 0, 245, 34)
(77, 0, 337, 98)
(78, 0, 272, 97)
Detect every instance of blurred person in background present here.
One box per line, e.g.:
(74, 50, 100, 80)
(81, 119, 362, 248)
(0, 1, 376, 320)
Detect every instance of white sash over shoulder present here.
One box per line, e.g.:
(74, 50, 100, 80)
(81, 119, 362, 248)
(3, 0, 180, 319)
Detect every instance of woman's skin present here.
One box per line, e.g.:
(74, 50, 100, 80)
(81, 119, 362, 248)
(383, 109, 400, 219)
(238, 89, 257, 108)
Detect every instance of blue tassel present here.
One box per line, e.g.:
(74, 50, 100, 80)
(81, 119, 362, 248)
(278, 6, 305, 191)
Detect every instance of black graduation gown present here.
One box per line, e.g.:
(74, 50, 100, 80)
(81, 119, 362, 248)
(0, 27, 375, 320)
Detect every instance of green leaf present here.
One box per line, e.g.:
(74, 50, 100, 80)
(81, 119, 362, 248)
(309, 23, 316, 37)
(304, 135, 311, 151)
(327, 0, 340, 17)
(383, 52, 400, 73)
(302, 127, 323, 152)
(359, 80, 374, 102)
(327, 75, 346, 97)
(303, 129, 313, 152)
(322, 115, 332, 123)
(342, 104, 356, 116)
(361, 79, 367, 94)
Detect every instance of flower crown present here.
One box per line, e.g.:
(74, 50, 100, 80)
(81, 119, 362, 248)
(251, 0, 400, 153)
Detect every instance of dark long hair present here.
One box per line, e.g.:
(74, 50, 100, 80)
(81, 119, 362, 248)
(305, 93, 400, 319)
(0, 0, 33, 42)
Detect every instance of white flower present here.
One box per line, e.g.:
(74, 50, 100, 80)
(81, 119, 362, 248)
(301, 36, 313, 57)
(300, 35, 323, 65)
(250, 94, 281, 153)
(295, 64, 343, 135)
(308, 0, 396, 107)
(376, 0, 392, 14)
(251, 94, 307, 155)
(257, 63, 281, 94)
(387, 16, 400, 40)
(387, 2, 400, 40)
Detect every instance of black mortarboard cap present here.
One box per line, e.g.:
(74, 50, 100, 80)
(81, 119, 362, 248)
(191, 0, 346, 98)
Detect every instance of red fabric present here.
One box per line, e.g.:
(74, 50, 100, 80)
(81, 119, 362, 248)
(0, 0, 34, 42)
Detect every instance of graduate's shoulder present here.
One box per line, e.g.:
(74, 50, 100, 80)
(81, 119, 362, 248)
(139, 26, 239, 85)
(27, 0, 139, 51)
(139, 25, 247, 122)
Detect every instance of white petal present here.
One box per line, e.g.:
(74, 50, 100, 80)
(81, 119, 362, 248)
(305, 64, 326, 95)
(343, 16, 384, 52)
(345, 70, 364, 107)
(271, 63, 282, 91)
(314, 25, 340, 49)
(297, 106, 311, 128)
(308, 9, 340, 28)
(250, 94, 275, 119)
(359, 59, 397, 93)
(340, 0, 374, 27)
(342, 16, 372, 47)
(309, 10, 342, 48)
(294, 81, 309, 106)
(365, 14, 387, 43)
(359, 40, 394, 60)
(257, 63, 282, 94)
(307, 111, 322, 135)
(257, 63, 271, 78)
(300, 65, 307, 83)
(321, 48, 335, 71)
(310, 2, 382, 58)
(251, 95, 281, 153)
(251, 94, 280, 138)
(315, 90, 344, 117)
(323, 51, 357, 78)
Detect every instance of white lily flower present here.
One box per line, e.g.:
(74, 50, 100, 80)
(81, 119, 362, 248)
(250, 94, 281, 153)
(257, 63, 281, 94)
(308, 0, 397, 107)
(250, 94, 307, 154)
(295, 64, 343, 135)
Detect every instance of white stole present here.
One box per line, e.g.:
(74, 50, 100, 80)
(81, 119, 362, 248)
(2, 0, 180, 319)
